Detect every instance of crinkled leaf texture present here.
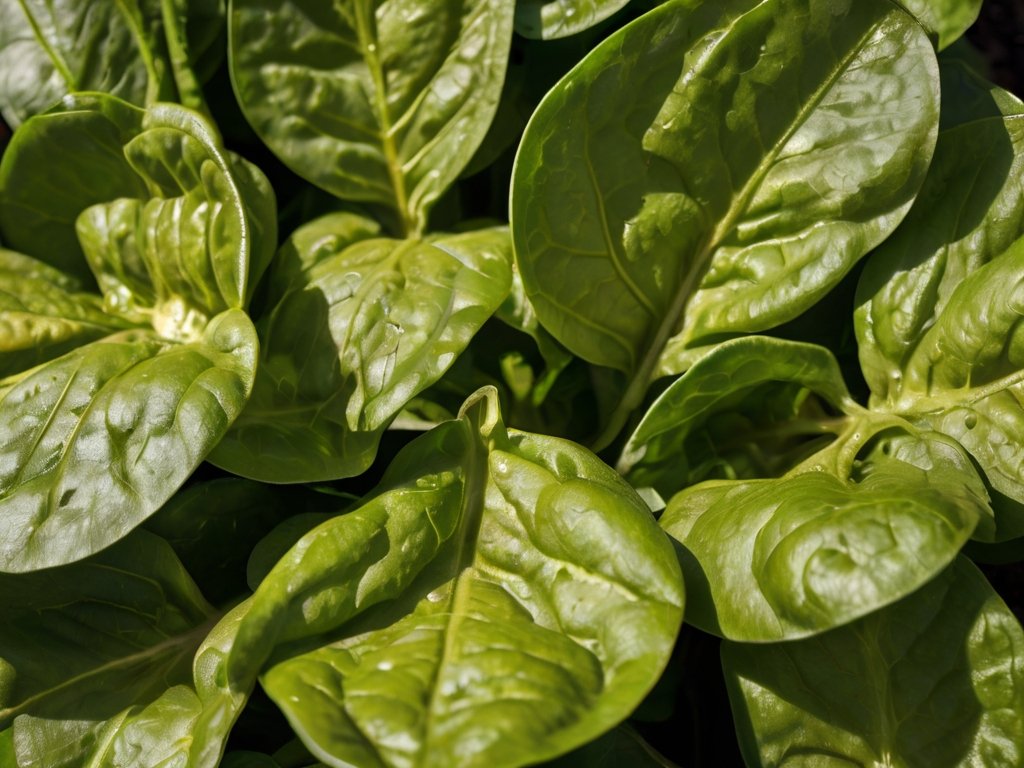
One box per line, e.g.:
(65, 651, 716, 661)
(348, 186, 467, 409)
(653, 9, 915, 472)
(0, 529, 252, 768)
(723, 557, 1024, 767)
(0, 309, 258, 572)
(226, 387, 683, 768)
(0, 250, 136, 378)
(619, 336, 853, 499)
(857, 74, 1024, 541)
(511, 0, 939, 406)
(0, 0, 173, 127)
(229, 0, 513, 234)
(900, 0, 982, 51)
(210, 216, 513, 483)
(514, 0, 630, 40)
(0, 93, 275, 317)
(661, 421, 990, 641)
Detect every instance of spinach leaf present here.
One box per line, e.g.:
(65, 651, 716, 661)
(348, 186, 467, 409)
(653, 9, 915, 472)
(723, 557, 1024, 767)
(0, 250, 137, 378)
(511, 0, 939, 445)
(10, 599, 253, 768)
(229, 0, 514, 236)
(856, 74, 1024, 540)
(619, 336, 854, 499)
(0, 94, 276, 316)
(899, 0, 982, 51)
(0, 0, 173, 127)
(661, 421, 990, 641)
(0, 310, 257, 572)
(210, 219, 512, 483)
(226, 387, 683, 767)
(514, 0, 631, 40)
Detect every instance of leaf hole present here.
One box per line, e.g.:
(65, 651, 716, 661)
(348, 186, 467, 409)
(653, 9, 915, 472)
(58, 488, 76, 507)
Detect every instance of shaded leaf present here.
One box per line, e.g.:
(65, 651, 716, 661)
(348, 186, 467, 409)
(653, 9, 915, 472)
(723, 558, 1024, 767)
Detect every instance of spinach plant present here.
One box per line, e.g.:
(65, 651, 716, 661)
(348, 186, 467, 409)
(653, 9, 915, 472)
(0, 0, 1021, 766)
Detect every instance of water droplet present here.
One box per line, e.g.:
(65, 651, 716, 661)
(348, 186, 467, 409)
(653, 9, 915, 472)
(965, 414, 978, 429)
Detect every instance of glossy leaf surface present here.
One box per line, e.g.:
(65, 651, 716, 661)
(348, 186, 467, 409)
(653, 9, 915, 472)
(661, 423, 989, 641)
(511, 0, 939, 428)
(0, 309, 257, 572)
(723, 558, 1024, 767)
(514, 0, 630, 40)
(900, 0, 982, 51)
(620, 336, 853, 499)
(0, 0, 172, 127)
(211, 220, 512, 482)
(0, 250, 136, 378)
(229, 0, 514, 235)
(228, 388, 683, 767)
(856, 83, 1024, 539)
(0, 94, 275, 327)
(0, 530, 212, 731)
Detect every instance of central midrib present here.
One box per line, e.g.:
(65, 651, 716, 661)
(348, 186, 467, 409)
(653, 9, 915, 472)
(352, 0, 414, 237)
(594, 11, 883, 450)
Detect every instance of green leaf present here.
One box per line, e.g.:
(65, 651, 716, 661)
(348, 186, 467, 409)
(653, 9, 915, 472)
(227, 387, 683, 767)
(145, 478, 339, 606)
(0, 309, 257, 572)
(935, 58, 1024, 132)
(511, 0, 938, 443)
(0, 0, 175, 127)
(11, 599, 253, 768)
(855, 85, 1024, 540)
(619, 336, 853, 499)
(514, 0, 631, 40)
(661, 421, 989, 641)
(723, 558, 1024, 767)
(0, 94, 275, 328)
(899, 0, 982, 51)
(229, 0, 514, 236)
(210, 221, 513, 483)
(0, 249, 137, 378)
(0, 529, 212, 731)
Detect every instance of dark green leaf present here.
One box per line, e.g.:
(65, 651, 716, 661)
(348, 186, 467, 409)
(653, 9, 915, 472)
(511, 0, 938, 444)
(0, 249, 137, 378)
(514, 0, 631, 40)
(0, 0, 174, 127)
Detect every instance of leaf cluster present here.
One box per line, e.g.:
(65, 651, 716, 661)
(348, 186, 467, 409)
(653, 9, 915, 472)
(1, 0, 1023, 766)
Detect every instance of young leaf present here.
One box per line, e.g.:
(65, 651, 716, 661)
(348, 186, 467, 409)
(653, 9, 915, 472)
(0, 94, 276, 325)
(619, 336, 854, 499)
(210, 222, 513, 483)
(226, 388, 683, 767)
(0, 310, 257, 572)
(511, 0, 939, 444)
(0, 249, 137, 377)
(229, 0, 514, 235)
(661, 422, 990, 641)
(723, 558, 1024, 767)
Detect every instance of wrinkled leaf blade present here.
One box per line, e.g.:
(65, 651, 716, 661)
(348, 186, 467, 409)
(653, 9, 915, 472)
(229, 0, 514, 233)
(211, 226, 512, 483)
(723, 558, 1024, 767)
(0, 309, 257, 572)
